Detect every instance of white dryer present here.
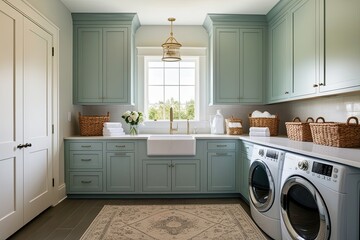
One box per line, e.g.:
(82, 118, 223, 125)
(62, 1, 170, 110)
(249, 145, 285, 240)
(280, 153, 360, 240)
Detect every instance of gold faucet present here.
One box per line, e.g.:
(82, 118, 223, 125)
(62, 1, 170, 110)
(169, 107, 178, 134)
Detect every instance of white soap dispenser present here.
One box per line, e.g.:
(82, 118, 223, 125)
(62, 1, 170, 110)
(211, 109, 224, 134)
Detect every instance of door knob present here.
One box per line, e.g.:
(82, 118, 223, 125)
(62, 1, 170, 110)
(17, 144, 25, 149)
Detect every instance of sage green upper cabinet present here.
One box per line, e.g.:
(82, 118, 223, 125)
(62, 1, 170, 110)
(73, 13, 140, 105)
(268, 13, 291, 102)
(323, 0, 360, 93)
(292, 0, 323, 97)
(203, 14, 266, 104)
(267, 0, 323, 103)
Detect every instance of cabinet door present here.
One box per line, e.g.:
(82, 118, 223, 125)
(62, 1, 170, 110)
(74, 27, 102, 103)
(292, 0, 321, 97)
(240, 28, 264, 103)
(103, 28, 129, 103)
(214, 28, 240, 103)
(172, 160, 200, 192)
(268, 14, 292, 101)
(107, 152, 135, 192)
(23, 18, 53, 225)
(207, 152, 236, 192)
(323, 0, 360, 92)
(0, 4, 24, 239)
(142, 160, 171, 192)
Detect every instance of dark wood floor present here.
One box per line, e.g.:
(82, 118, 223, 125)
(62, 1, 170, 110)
(8, 198, 251, 240)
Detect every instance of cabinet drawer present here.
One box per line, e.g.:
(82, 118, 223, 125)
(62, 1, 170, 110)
(69, 172, 103, 192)
(207, 142, 236, 150)
(69, 142, 102, 151)
(69, 151, 102, 169)
(107, 142, 135, 151)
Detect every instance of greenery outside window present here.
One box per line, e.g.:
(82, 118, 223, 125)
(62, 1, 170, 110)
(144, 57, 199, 120)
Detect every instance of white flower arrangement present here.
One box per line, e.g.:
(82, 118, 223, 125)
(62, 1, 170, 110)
(122, 110, 144, 126)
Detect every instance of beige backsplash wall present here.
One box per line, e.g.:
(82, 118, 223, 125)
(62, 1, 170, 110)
(80, 91, 360, 135)
(277, 91, 360, 134)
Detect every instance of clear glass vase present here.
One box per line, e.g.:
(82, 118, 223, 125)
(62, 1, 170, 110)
(129, 125, 138, 136)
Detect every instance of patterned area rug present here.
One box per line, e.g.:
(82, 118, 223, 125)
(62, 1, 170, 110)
(81, 204, 267, 240)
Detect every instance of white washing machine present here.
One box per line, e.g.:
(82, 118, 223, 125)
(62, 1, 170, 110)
(280, 153, 360, 240)
(249, 145, 285, 240)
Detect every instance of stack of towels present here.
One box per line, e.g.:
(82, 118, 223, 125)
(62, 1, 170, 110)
(103, 122, 125, 136)
(251, 110, 276, 118)
(249, 110, 274, 137)
(249, 127, 270, 137)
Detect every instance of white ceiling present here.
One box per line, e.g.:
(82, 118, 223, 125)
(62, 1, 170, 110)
(60, 0, 280, 25)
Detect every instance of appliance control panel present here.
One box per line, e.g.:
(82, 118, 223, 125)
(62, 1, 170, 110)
(252, 145, 285, 164)
(284, 153, 346, 191)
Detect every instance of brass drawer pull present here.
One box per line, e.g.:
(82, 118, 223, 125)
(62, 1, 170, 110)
(81, 180, 92, 184)
(81, 145, 92, 148)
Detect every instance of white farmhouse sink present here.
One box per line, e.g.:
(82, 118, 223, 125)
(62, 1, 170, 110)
(147, 135, 196, 156)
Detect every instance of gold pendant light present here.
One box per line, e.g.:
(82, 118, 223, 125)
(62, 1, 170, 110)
(162, 17, 182, 62)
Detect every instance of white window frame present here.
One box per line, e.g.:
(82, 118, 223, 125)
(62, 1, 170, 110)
(144, 56, 200, 121)
(137, 47, 207, 133)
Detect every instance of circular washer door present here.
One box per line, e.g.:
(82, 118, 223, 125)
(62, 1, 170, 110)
(280, 176, 330, 240)
(249, 160, 275, 212)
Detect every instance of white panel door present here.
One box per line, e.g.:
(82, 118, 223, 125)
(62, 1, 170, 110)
(0, 3, 24, 239)
(23, 18, 53, 224)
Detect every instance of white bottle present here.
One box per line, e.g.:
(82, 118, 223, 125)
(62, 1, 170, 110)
(211, 109, 224, 134)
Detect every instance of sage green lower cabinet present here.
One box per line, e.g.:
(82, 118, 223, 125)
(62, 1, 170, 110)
(66, 141, 105, 194)
(239, 141, 253, 202)
(65, 138, 242, 196)
(207, 152, 236, 192)
(106, 152, 135, 192)
(142, 159, 201, 193)
(207, 141, 237, 192)
(106, 141, 136, 193)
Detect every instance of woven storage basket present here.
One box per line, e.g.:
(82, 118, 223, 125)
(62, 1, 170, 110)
(79, 112, 110, 136)
(248, 113, 279, 136)
(285, 117, 314, 142)
(309, 116, 360, 148)
(225, 117, 243, 135)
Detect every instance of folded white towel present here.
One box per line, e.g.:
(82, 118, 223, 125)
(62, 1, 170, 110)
(228, 122, 242, 128)
(103, 127, 124, 133)
(103, 132, 125, 136)
(251, 110, 263, 117)
(249, 127, 270, 133)
(249, 127, 270, 137)
(249, 132, 270, 137)
(104, 122, 122, 128)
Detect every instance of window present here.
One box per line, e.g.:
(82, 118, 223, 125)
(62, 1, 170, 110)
(144, 57, 199, 120)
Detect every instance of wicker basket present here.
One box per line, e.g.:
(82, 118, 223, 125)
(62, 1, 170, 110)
(248, 113, 279, 136)
(225, 117, 243, 135)
(79, 112, 110, 136)
(285, 117, 314, 142)
(309, 116, 360, 148)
